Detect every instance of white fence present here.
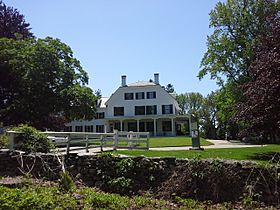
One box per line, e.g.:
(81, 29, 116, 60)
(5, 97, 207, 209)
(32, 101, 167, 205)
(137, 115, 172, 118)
(7, 131, 150, 154)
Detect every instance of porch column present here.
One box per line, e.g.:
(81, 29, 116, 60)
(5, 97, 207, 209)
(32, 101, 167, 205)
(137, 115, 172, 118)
(120, 120, 123, 131)
(171, 118, 175, 136)
(137, 119, 140, 132)
(153, 118, 157, 136)
(189, 115, 192, 136)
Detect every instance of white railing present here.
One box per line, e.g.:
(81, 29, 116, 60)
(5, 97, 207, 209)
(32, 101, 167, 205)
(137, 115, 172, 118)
(6, 131, 150, 154)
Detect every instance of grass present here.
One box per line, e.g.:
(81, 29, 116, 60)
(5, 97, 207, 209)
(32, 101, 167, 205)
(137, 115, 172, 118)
(57, 136, 213, 149)
(148, 136, 213, 147)
(113, 144, 280, 164)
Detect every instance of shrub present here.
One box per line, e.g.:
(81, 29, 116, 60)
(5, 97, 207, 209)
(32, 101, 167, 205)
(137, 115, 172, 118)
(0, 185, 77, 210)
(0, 134, 8, 148)
(12, 124, 54, 153)
(59, 171, 75, 193)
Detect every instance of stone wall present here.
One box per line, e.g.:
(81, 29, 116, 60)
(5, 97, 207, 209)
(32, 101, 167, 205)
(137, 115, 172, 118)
(0, 150, 279, 204)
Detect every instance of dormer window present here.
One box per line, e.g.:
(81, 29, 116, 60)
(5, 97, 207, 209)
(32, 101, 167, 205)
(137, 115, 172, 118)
(136, 92, 145, 100)
(147, 91, 156, 99)
(124, 93, 134, 100)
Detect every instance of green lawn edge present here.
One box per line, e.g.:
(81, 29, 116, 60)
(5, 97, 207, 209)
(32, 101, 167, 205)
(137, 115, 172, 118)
(113, 144, 280, 164)
(148, 136, 213, 147)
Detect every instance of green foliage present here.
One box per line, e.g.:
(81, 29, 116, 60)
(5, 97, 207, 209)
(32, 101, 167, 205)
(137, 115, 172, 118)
(0, 134, 8, 148)
(96, 156, 137, 194)
(198, 0, 280, 141)
(114, 144, 280, 165)
(0, 36, 97, 130)
(176, 92, 204, 115)
(12, 124, 54, 153)
(0, 185, 77, 210)
(175, 197, 204, 210)
(82, 188, 172, 210)
(199, 0, 279, 85)
(82, 188, 130, 209)
(59, 171, 75, 193)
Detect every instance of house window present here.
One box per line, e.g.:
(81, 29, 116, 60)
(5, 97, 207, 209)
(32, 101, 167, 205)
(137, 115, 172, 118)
(136, 92, 145, 100)
(162, 121, 172, 132)
(135, 106, 145, 115)
(114, 122, 121, 131)
(147, 91, 156, 99)
(96, 125, 104, 133)
(114, 107, 124, 116)
(128, 122, 137, 132)
(124, 93, 134, 100)
(162, 104, 173, 114)
(64, 126, 72, 132)
(75, 126, 83, 132)
(84, 125, 94, 132)
(95, 112, 105, 119)
(146, 105, 157, 115)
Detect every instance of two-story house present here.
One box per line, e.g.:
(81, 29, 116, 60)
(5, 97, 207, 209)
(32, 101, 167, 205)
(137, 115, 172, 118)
(66, 73, 190, 136)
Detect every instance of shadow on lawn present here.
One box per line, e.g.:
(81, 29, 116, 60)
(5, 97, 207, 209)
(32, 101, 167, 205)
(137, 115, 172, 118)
(247, 152, 280, 163)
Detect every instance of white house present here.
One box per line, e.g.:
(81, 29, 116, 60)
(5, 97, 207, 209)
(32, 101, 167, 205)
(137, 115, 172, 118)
(66, 73, 190, 136)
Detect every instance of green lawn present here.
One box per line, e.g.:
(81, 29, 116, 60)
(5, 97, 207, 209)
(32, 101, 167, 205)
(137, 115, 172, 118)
(113, 144, 280, 164)
(148, 136, 213, 147)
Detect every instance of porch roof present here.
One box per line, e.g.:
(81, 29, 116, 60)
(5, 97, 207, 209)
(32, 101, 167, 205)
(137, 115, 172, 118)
(105, 114, 189, 121)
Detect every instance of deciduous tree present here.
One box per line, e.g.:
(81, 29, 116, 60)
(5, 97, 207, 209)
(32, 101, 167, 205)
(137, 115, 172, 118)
(0, 1, 33, 39)
(0, 37, 97, 130)
(236, 15, 280, 143)
(199, 0, 279, 85)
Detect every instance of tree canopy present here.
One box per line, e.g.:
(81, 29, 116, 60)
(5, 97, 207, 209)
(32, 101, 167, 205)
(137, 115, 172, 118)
(0, 0, 33, 39)
(236, 15, 280, 142)
(199, 0, 279, 85)
(0, 2, 98, 130)
(0, 37, 97, 130)
(198, 0, 279, 140)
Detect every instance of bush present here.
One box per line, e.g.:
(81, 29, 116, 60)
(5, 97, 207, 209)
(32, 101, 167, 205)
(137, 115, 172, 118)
(59, 171, 75, 193)
(12, 124, 54, 153)
(0, 134, 8, 148)
(0, 185, 77, 209)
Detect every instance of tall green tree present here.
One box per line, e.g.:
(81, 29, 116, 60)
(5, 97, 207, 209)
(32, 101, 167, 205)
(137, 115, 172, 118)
(199, 0, 279, 85)
(0, 37, 97, 130)
(200, 92, 218, 139)
(198, 0, 279, 139)
(0, 0, 33, 39)
(176, 92, 204, 115)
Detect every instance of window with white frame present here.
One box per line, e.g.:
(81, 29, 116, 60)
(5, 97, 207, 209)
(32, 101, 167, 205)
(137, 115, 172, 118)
(124, 93, 134, 100)
(136, 92, 145, 100)
(146, 91, 156, 99)
(162, 104, 173, 114)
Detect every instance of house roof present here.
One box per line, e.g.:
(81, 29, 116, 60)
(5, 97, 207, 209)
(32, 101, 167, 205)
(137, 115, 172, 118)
(127, 81, 156, 87)
(97, 97, 109, 108)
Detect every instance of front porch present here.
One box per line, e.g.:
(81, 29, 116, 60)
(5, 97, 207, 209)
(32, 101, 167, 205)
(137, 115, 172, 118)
(105, 115, 190, 137)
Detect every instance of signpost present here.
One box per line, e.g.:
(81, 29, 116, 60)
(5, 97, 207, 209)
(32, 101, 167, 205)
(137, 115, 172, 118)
(190, 114, 203, 150)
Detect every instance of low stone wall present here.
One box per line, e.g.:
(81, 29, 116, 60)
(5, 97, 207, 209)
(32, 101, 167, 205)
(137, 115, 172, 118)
(0, 150, 279, 204)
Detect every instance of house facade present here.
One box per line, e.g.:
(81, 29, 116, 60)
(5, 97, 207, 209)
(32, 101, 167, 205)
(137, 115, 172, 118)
(66, 73, 190, 136)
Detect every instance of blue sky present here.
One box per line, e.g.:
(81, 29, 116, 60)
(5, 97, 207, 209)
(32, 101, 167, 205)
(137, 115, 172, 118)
(5, 0, 223, 97)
